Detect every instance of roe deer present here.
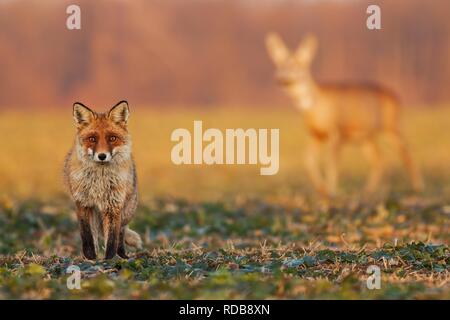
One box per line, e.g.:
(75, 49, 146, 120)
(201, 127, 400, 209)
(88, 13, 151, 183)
(265, 33, 423, 196)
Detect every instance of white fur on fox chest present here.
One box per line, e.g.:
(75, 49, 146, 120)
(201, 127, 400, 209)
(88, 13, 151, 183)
(70, 163, 132, 212)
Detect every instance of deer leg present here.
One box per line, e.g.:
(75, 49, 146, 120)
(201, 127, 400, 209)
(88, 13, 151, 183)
(304, 137, 327, 195)
(325, 136, 341, 197)
(387, 131, 424, 192)
(362, 139, 384, 194)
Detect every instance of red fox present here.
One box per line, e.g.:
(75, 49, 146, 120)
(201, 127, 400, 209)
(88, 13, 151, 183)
(64, 101, 142, 260)
(265, 33, 424, 196)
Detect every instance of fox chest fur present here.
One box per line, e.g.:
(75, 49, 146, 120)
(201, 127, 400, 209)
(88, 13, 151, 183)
(66, 153, 135, 213)
(65, 153, 136, 216)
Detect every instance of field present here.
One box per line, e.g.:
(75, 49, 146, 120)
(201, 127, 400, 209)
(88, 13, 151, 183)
(0, 106, 449, 299)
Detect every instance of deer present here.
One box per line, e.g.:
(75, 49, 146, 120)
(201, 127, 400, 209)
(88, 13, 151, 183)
(265, 32, 423, 197)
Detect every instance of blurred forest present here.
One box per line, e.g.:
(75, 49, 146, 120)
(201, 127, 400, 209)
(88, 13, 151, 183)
(0, 0, 449, 109)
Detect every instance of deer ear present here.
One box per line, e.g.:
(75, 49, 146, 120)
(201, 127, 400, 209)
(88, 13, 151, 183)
(108, 100, 129, 125)
(73, 102, 96, 127)
(295, 34, 318, 65)
(265, 32, 290, 65)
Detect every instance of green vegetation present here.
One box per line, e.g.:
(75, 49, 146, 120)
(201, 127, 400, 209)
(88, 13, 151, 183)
(0, 196, 448, 299)
(0, 108, 448, 299)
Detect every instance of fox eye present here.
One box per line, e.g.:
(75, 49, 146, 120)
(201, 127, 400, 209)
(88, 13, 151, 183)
(88, 136, 96, 143)
(109, 136, 117, 142)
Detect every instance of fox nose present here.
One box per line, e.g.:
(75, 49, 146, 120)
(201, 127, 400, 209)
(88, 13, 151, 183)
(98, 153, 107, 161)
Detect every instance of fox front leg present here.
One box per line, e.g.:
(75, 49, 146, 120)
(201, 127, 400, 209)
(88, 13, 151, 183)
(103, 210, 122, 260)
(76, 205, 97, 260)
(117, 227, 129, 259)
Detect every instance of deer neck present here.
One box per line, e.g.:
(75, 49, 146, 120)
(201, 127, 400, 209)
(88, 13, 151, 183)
(286, 80, 319, 112)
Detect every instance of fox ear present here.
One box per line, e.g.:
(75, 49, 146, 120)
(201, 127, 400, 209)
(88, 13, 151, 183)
(108, 100, 129, 125)
(73, 102, 96, 127)
(265, 32, 290, 65)
(295, 34, 318, 65)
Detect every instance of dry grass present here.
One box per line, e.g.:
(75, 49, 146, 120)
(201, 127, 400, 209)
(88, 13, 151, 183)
(1, 106, 449, 201)
(0, 106, 449, 299)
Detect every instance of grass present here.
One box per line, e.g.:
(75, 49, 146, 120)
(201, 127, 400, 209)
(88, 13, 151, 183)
(0, 106, 449, 299)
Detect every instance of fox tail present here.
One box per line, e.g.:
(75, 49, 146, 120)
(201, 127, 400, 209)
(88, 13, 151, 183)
(124, 227, 143, 249)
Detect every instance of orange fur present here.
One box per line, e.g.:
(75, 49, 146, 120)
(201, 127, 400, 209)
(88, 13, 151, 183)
(64, 101, 141, 260)
(266, 33, 423, 196)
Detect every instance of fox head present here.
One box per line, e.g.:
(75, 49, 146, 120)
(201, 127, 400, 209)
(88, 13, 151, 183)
(265, 32, 318, 87)
(72, 101, 131, 165)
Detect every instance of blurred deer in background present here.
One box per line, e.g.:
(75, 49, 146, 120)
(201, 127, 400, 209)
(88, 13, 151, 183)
(265, 32, 423, 197)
